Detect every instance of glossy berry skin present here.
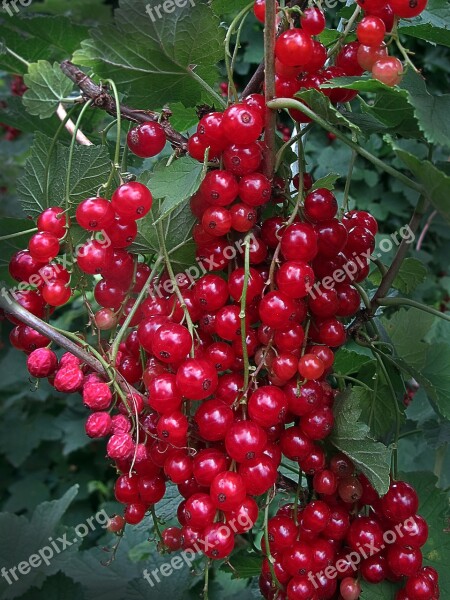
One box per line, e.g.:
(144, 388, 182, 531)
(229, 267, 264, 304)
(138, 475, 166, 504)
(346, 516, 384, 552)
(302, 500, 331, 533)
(267, 516, 298, 552)
(222, 143, 262, 176)
(151, 323, 192, 363)
(225, 496, 259, 533)
(372, 57, 404, 86)
(124, 502, 147, 525)
(298, 354, 325, 381)
(357, 16, 386, 46)
(194, 399, 233, 441)
(280, 427, 314, 461)
(201, 170, 239, 206)
(37, 207, 67, 238)
(115, 474, 140, 504)
(111, 182, 153, 220)
(76, 197, 115, 231)
(192, 449, 228, 487)
(387, 544, 423, 577)
(238, 456, 278, 496)
(381, 480, 419, 522)
(280, 222, 318, 262)
(275, 29, 314, 68)
(127, 122, 166, 157)
(184, 493, 216, 529)
(258, 291, 295, 329)
(301, 7, 326, 35)
(405, 572, 435, 599)
(225, 420, 267, 462)
(28, 231, 60, 262)
(202, 206, 232, 236)
(104, 216, 138, 248)
(176, 358, 218, 401)
(248, 386, 288, 427)
(360, 554, 388, 584)
(156, 411, 188, 445)
(389, 0, 428, 18)
(304, 189, 338, 223)
(202, 522, 235, 559)
(336, 42, 365, 76)
(42, 279, 71, 306)
(77, 240, 113, 275)
(276, 261, 315, 299)
(222, 103, 263, 145)
(239, 173, 272, 207)
(210, 471, 247, 510)
(340, 578, 361, 600)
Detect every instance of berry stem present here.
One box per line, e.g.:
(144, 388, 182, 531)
(240, 235, 252, 394)
(263, 0, 278, 179)
(203, 558, 211, 600)
(60, 61, 189, 151)
(263, 488, 283, 591)
(156, 221, 196, 356)
(328, 4, 362, 58)
(109, 256, 163, 366)
(0, 227, 37, 242)
(224, 2, 254, 104)
(267, 98, 424, 194)
(377, 296, 450, 322)
(103, 79, 123, 194)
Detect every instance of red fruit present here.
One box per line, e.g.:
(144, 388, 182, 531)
(107, 433, 134, 460)
(304, 189, 338, 223)
(156, 411, 188, 445)
(151, 323, 192, 363)
(77, 239, 113, 275)
(210, 471, 247, 510)
(238, 455, 278, 496)
(26, 348, 58, 378)
(184, 493, 216, 529)
(200, 169, 239, 206)
(222, 143, 262, 176)
(276, 261, 315, 299)
(405, 572, 436, 599)
(201, 522, 235, 559)
(239, 173, 272, 207)
(361, 554, 388, 584)
(346, 516, 384, 552)
(176, 358, 218, 401)
(192, 449, 228, 487)
(336, 42, 365, 76)
(85, 412, 112, 438)
(259, 291, 296, 329)
(301, 7, 326, 35)
(107, 515, 126, 533)
(340, 577, 361, 600)
(111, 182, 153, 220)
(194, 399, 233, 441)
(280, 426, 313, 461)
(357, 15, 386, 47)
(83, 382, 112, 411)
(138, 475, 166, 504)
(54, 366, 84, 393)
(194, 274, 229, 311)
(124, 503, 147, 525)
(387, 544, 423, 577)
(280, 222, 318, 262)
(389, 0, 427, 18)
(37, 207, 67, 238)
(76, 197, 115, 231)
(313, 469, 338, 495)
(28, 231, 60, 262)
(225, 496, 258, 533)
(248, 385, 288, 427)
(298, 354, 325, 380)
(225, 420, 268, 462)
(127, 122, 166, 157)
(222, 103, 263, 145)
(42, 279, 71, 306)
(276, 29, 314, 68)
(372, 57, 404, 86)
(381, 481, 419, 522)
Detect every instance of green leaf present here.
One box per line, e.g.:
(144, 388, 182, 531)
(394, 147, 450, 223)
(330, 388, 392, 495)
(333, 348, 374, 377)
(311, 172, 340, 191)
(295, 88, 361, 134)
(402, 471, 450, 597)
(19, 575, 85, 600)
(421, 344, 450, 421)
(17, 133, 111, 218)
(361, 580, 400, 599)
(398, 0, 450, 47)
(0, 486, 78, 599)
(73, 0, 224, 108)
(211, 0, 251, 15)
(221, 553, 263, 579)
(370, 258, 428, 294)
(23, 61, 74, 119)
(148, 157, 204, 224)
(400, 69, 450, 150)
(382, 308, 434, 371)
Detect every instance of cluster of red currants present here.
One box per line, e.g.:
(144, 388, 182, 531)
(259, 458, 439, 599)
(253, 0, 428, 99)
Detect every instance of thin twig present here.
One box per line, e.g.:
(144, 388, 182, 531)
(56, 103, 92, 146)
(60, 61, 188, 152)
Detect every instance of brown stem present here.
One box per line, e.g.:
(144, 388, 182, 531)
(0, 290, 141, 396)
(241, 0, 308, 99)
(348, 196, 429, 336)
(60, 61, 188, 152)
(263, 0, 277, 179)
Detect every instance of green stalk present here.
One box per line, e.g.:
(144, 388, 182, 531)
(240, 235, 252, 392)
(378, 297, 450, 322)
(267, 98, 424, 194)
(103, 79, 122, 194)
(65, 100, 94, 210)
(224, 1, 254, 103)
(0, 228, 37, 242)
